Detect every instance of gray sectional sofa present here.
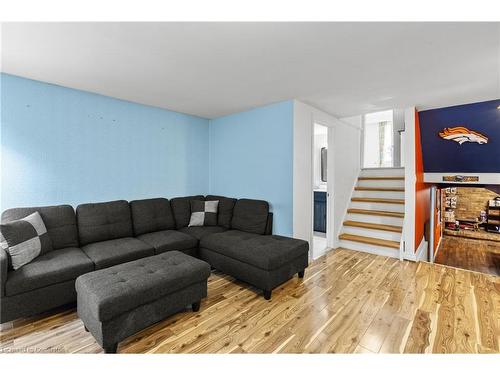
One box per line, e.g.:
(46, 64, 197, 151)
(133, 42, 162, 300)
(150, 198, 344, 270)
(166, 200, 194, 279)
(0, 196, 309, 324)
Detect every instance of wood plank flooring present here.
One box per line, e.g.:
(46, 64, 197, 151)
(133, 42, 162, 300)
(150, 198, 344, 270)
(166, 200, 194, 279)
(435, 236, 500, 277)
(1, 248, 499, 354)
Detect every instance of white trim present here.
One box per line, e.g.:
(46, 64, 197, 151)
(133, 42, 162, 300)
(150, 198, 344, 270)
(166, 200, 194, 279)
(434, 235, 443, 260)
(334, 170, 360, 249)
(293, 100, 361, 260)
(360, 114, 365, 170)
(404, 237, 428, 262)
(399, 225, 405, 261)
(424, 173, 500, 184)
(361, 167, 405, 171)
(403, 107, 416, 254)
(337, 240, 400, 259)
(429, 186, 436, 263)
(326, 124, 335, 250)
(310, 120, 333, 258)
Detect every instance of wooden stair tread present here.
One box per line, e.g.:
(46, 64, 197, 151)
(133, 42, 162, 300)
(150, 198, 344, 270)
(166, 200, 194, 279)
(351, 197, 405, 204)
(347, 208, 405, 218)
(354, 187, 405, 192)
(343, 220, 402, 233)
(339, 233, 400, 249)
(358, 176, 404, 180)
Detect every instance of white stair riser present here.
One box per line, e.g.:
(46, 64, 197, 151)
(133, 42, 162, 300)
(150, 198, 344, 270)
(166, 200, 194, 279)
(341, 227, 402, 241)
(359, 168, 405, 177)
(350, 201, 405, 212)
(345, 213, 404, 226)
(338, 240, 400, 258)
(353, 190, 405, 199)
(357, 179, 405, 188)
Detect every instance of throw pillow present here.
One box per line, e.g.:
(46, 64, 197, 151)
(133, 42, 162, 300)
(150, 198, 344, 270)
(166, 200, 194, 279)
(0, 211, 53, 270)
(188, 200, 219, 227)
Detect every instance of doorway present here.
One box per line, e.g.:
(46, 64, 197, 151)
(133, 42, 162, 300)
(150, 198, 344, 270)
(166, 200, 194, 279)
(431, 185, 500, 277)
(312, 123, 329, 257)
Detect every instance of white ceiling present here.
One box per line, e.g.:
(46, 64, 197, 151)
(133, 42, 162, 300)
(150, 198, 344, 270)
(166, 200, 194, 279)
(2, 22, 499, 119)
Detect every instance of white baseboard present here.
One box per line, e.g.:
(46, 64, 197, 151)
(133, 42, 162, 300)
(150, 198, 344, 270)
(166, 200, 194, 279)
(433, 236, 443, 261)
(404, 238, 428, 262)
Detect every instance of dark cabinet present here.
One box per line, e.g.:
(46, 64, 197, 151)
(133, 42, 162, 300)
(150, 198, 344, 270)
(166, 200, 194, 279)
(314, 191, 327, 233)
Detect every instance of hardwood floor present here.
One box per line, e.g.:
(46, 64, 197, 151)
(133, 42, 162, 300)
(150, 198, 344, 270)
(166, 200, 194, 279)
(435, 236, 500, 277)
(1, 248, 499, 354)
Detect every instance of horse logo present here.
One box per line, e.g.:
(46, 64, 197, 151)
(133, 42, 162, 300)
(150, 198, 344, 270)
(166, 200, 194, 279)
(438, 126, 488, 145)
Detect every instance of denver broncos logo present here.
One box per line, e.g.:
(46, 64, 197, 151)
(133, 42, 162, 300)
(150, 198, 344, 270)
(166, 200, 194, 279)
(438, 126, 488, 145)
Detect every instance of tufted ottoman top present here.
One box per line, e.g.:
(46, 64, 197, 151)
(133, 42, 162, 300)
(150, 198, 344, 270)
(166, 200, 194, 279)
(76, 251, 210, 321)
(200, 230, 309, 270)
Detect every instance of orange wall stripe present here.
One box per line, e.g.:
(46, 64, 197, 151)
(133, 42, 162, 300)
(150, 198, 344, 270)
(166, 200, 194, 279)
(415, 109, 431, 250)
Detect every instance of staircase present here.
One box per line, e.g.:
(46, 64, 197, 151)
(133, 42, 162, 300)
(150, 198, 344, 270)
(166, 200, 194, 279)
(338, 167, 405, 258)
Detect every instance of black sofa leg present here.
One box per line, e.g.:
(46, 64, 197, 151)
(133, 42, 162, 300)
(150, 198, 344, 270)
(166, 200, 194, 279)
(84, 325, 89, 332)
(104, 343, 118, 354)
(192, 301, 201, 312)
(263, 289, 272, 300)
(298, 270, 305, 278)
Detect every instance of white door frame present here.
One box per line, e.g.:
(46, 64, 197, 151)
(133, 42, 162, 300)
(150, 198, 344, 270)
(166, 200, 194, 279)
(293, 100, 347, 261)
(311, 119, 335, 258)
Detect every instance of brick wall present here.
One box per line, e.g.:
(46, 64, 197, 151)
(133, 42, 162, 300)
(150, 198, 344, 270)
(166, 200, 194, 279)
(455, 187, 499, 219)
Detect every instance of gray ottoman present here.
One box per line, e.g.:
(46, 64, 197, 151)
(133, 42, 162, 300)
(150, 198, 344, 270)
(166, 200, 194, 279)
(76, 251, 210, 353)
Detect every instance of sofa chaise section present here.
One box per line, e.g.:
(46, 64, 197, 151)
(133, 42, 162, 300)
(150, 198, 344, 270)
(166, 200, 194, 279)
(199, 199, 309, 299)
(77, 200, 154, 269)
(0, 205, 94, 323)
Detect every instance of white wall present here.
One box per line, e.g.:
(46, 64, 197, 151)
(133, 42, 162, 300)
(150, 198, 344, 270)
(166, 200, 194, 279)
(293, 101, 362, 257)
(293, 101, 314, 246)
(393, 109, 405, 167)
(336, 115, 363, 245)
(361, 109, 405, 168)
(363, 122, 380, 168)
(403, 107, 417, 255)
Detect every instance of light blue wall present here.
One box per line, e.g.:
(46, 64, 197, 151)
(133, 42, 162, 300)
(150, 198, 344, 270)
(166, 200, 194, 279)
(209, 101, 294, 236)
(0, 74, 210, 211)
(1, 74, 295, 236)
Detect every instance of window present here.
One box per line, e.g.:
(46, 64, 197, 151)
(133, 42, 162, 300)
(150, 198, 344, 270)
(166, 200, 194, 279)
(363, 110, 394, 168)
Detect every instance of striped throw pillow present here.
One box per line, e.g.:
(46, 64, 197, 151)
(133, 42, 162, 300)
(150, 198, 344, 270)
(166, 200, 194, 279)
(0, 212, 53, 270)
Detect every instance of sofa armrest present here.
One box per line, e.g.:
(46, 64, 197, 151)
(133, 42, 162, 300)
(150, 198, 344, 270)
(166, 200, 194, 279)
(0, 246, 8, 297)
(265, 213, 273, 235)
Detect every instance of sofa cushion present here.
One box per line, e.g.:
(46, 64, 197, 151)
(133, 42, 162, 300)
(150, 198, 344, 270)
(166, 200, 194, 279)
(5, 247, 94, 296)
(76, 251, 211, 321)
(231, 199, 269, 235)
(188, 200, 219, 227)
(81, 237, 154, 270)
(137, 230, 198, 254)
(170, 195, 204, 229)
(205, 195, 237, 228)
(200, 230, 309, 270)
(77, 200, 133, 246)
(179, 226, 227, 240)
(130, 198, 176, 236)
(2, 205, 79, 250)
(0, 212, 53, 270)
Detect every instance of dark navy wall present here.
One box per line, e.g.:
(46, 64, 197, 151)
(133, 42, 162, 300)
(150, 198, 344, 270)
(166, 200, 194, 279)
(418, 99, 500, 173)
